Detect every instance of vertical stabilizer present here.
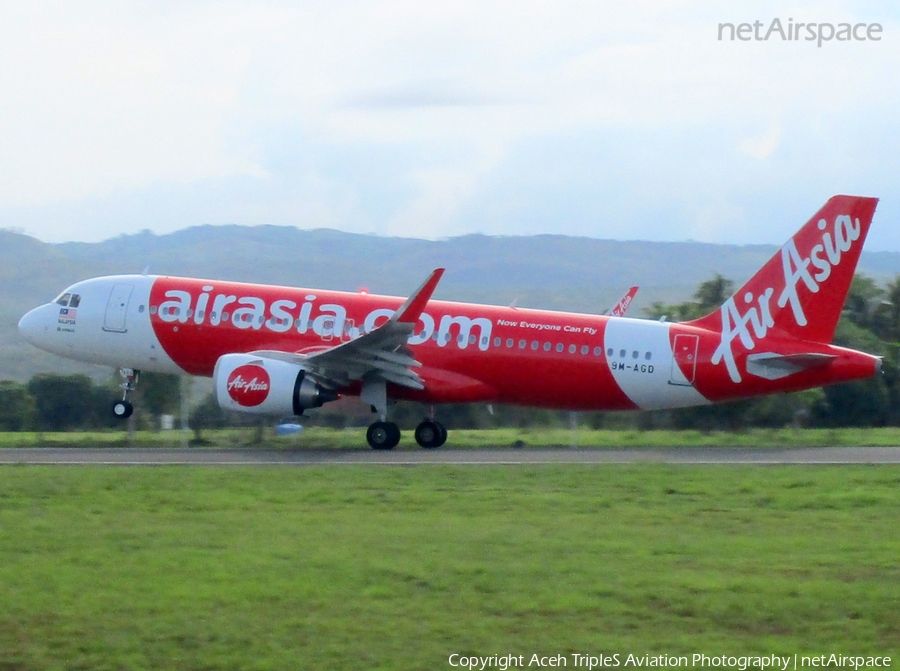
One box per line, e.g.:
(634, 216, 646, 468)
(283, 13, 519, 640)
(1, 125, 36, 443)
(688, 195, 879, 345)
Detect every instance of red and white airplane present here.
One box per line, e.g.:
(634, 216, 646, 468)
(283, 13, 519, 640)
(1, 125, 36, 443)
(19, 195, 880, 449)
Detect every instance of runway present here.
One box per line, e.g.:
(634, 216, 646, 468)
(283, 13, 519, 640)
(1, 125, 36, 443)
(2, 446, 900, 465)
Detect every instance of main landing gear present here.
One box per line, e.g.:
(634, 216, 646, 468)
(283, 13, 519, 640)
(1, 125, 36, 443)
(361, 377, 448, 450)
(365, 418, 448, 450)
(112, 368, 138, 419)
(366, 421, 401, 450)
(414, 419, 447, 449)
(366, 419, 447, 450)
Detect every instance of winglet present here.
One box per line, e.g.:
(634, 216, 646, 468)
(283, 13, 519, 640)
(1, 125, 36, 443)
(394, 269, 445, 324)
(606, 286, 639, 317)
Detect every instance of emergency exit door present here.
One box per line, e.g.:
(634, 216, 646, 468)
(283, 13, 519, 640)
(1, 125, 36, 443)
(669, 334, 699, 386)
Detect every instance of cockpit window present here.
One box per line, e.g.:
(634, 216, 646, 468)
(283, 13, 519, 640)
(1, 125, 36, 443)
(53, 292, 81, 307)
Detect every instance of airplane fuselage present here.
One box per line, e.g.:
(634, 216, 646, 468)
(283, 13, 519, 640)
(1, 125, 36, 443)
(19, 273, 878, 413)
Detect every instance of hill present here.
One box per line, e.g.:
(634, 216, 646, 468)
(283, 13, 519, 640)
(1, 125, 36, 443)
(4, 225, 900, 382)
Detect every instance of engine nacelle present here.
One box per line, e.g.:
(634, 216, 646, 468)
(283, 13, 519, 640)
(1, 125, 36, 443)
(214, 353, 337, 416)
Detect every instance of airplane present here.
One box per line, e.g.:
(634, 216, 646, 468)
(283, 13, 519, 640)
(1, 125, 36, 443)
(18, 195, 880, 449)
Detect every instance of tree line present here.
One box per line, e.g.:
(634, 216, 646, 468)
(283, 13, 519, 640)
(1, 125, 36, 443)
(3, 272, 898, 433)
(0, 372, 182, 432)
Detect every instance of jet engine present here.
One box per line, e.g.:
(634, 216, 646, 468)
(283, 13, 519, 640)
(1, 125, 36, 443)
(214, 353, 338, 416)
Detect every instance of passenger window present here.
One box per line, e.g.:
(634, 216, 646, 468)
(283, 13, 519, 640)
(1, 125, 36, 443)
(531, 341, 538, 350)
(645, 352, 652, 360)
(619, 349, 626, 358)
(569, 344, 576, 354)
(543, 342, 551, 352)
(506, 338, 514, 348)
(469, 334, 476, 345)
(150, 306, 158, 315)
(607, 348, 613, 357)
(594, 347, 602, 356)
(581, 345, 589, 355)
(518, 339, 526, 349)
(632, 350, 639, 359)
(556, 343, 564, 353)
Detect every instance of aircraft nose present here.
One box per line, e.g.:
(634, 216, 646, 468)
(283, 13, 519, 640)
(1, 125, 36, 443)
(18, 306, 50, 346)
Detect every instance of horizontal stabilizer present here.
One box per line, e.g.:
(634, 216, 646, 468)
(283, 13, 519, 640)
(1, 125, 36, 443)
(745, 352, 835, 381)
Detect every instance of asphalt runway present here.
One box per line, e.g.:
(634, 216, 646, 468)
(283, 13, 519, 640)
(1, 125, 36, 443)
(2, 446, 900, 465)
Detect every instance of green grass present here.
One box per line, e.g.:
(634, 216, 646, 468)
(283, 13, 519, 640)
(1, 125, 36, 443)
(4, 426, 900, 448)
(0, 465, 898, 669)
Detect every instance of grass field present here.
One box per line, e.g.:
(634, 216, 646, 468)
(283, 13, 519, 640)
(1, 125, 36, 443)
(6, 426, 900, 448)
(1, 465, 898, 670)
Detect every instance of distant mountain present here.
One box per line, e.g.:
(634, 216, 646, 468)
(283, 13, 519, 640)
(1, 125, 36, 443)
(4, 225, 900, 382)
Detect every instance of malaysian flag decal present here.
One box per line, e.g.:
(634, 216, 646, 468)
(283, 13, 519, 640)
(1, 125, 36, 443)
(58, 308, 77, 325)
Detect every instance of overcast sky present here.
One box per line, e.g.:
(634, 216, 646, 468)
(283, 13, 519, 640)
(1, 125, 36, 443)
(1, 1, 898, 249)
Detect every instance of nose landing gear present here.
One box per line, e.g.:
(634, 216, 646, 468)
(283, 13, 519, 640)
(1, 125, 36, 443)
(112, 400, 133, 419)
(112, 368, 139, 419)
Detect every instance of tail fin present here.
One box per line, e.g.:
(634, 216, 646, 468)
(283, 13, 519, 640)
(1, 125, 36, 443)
(688, 195, 879, 344)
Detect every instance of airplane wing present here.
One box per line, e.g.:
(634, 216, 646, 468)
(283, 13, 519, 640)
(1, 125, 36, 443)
(250, 268, 444, 391)
(605, 286, 639, 317)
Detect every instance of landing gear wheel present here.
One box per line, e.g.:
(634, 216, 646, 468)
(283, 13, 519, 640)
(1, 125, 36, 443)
(367, 421, 401, 450)
(415, 420, 446, 449)
(112, 400, 134, 419)
(113, 368, 139, 420)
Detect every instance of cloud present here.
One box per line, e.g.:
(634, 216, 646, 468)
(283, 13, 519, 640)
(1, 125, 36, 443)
(0, 1, 899, 249)
(340, 80, 525, 109)
(739, 123, 782, 160)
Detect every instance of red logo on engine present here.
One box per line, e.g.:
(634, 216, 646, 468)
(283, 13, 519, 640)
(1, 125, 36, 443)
(226, 365, 271, 407)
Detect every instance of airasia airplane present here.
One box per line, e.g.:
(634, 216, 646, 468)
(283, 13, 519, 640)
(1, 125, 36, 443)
(18, 195, 880, 449)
